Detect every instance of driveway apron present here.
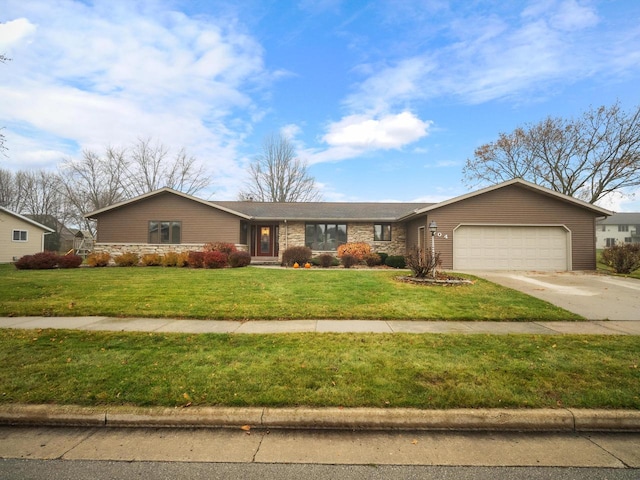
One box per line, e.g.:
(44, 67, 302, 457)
(472, 271, 640, 321)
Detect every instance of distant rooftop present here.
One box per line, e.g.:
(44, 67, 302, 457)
(597, 212, 640, 225)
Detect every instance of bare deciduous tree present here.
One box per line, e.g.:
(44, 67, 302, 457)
(124, 138, 211, 197)
(58, 139, 212, 233)
(239, 134, 321, 202)
(463, 102, 640, 204)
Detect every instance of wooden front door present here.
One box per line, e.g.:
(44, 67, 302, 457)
(257, 225, 273, 256)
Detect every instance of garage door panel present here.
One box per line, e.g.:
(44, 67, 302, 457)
(454, 226, 568, 271)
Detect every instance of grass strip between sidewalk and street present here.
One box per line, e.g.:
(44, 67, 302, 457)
(1, 329, 638, 409)
(0, 265, 579, 321)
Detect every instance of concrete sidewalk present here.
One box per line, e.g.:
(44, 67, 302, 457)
(2, 316, 640, 335)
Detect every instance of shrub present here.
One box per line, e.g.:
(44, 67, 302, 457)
(204, 242, 237, 255)
(404, 247, 441, 278)
(282, 246, 312, 267)
(57, 254, 83, 269)
(187, 251, 205, 268)
(14, 255, 34, 270)
(229, 250, 252, 268)
(317, 253, 336, 268)
(162, 251, 179, 267)
(113, 252, 140, 267)
(177, 251, 190, 267)
(377, 252, 389, 265)
(141, 253, 163, 266)
(337, 242, 371, 261)
(601, 243, 640, 274)
(363, 253, 381, 267)
(87, 252, 111, 267)
(16, 251, 59, 270)
(203, 250, 228, 269)
(385, 255, 406, 269)
(341, 253, 358, 269)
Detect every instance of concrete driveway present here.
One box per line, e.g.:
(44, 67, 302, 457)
(471, 271, 640, 321)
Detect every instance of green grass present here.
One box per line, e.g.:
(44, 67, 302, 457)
(0, 329, 637, 409)
(0, 265, 579, 321)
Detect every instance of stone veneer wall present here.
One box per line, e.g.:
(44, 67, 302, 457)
(93, 243, 248, 258)
(278, 221, 406, 259)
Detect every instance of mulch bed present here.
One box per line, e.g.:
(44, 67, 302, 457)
(396, 272, 474, 286)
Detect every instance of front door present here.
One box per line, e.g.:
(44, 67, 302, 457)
(257, 225, 273, 256)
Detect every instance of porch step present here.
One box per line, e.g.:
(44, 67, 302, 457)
(251, 257, 280, 266)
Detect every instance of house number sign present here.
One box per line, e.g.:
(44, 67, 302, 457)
(436, 232, 449, 239)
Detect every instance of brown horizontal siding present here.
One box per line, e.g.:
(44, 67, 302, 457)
(405, 185, 598, 270)
(94, 192, 241, 244)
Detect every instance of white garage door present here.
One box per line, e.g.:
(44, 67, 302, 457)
(453, 226, 569, 271)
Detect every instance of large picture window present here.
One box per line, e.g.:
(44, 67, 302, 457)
(374, 223, 392, 241)
(305, 223, 347, 251)
(149, 221, 181, 244)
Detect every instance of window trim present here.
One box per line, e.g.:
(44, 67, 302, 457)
(374, 223, 392, 241)
(148, 220, 181, 244)
(12, 229, 28, 242)
(305, 223, 347, 251)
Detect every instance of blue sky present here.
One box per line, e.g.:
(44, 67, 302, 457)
(1, 0, 640, 210)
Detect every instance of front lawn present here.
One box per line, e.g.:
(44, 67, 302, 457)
(0, 265, 579, 321)
(0, 329, 637, 409)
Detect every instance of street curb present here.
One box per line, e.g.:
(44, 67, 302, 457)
(0, 405, 639, 432)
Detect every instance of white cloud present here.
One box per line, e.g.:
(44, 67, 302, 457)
(0, 0, 271, 198)
(0, 17, 37, 49)
(342, 1, 624, 109)
(323, 111, 430, 149)
(306, 111, 431, 164)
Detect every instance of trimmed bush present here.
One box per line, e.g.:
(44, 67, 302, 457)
(601, 243, 640, 274)
(282, 246, 312, 267)
(377, 252, 389, 265)
(385, 255, 406, 269)
(57, 254, 83, 269)
(341, 253, 358, 269)
(141, 253, 163, 266)
(363, 253, 381, 267)
(203, 250, 228, 269)
(14, 255, 35, 270)
(87, 252, 111, 267)
(161, 251, 179, 267)
(337, 242, 371, 261)
(204, 242, 237, 255)
(187, 251, 205, 268)
(229, 250, 252, 268)
(113, 252, 140, 267)
(317, 253, 337, 268)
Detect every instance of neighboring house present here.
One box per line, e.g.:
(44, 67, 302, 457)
(596, 213, 640, 249)
(85, 178, 611, 271)
(0, 206, 55, 263)
(25, 214, 77, 253)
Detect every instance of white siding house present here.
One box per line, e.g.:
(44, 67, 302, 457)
(0, 207, 54, 263)
(596, 213, 640, 249)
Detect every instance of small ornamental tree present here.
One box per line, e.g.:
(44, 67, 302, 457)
(404, 247, 441, 278)
(601, 244, 640, 274)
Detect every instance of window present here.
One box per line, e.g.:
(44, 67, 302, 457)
(374, 223, 392, 241)
(305, 223, 347, 250)
(149, 221, 181, 244)
(618, 225, 629, 232)
(601, 225, 606, 232)
(12, 230, 27, 242)
(605, 238, 616, 247)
